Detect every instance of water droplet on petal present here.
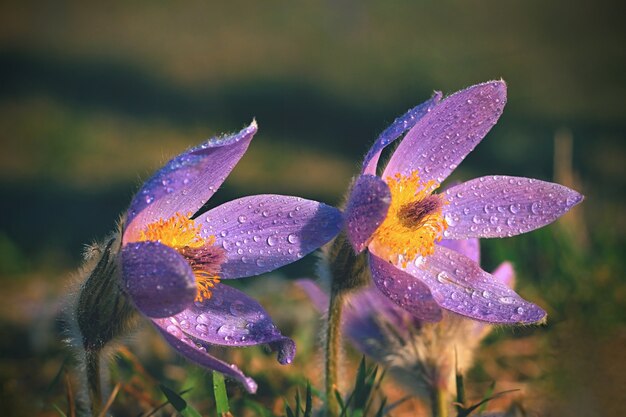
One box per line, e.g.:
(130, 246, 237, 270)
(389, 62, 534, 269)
(287, 234, 298, 244)
(266, 236, 277, 246)
(499, 296, 514, 304)
(238, 215, 247, 224)
(230, 300, 245, 316)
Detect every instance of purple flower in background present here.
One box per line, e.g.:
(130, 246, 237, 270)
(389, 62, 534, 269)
(344, 81, 583, 324)
(300, 238, 515, 398)
(120, 121, 342, 392)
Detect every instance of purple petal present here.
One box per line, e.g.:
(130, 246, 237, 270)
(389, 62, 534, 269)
(344, 175, 391, 253)
(402, 245, 546, 324)
(369, 252, 443, 322)
(198, 195, 343, 279)
(121, 241, 196, 318)
(157, 284, 295, 365)
(382, 81, 507, 185)
(492, 261, 515, 288)
(362, 92, 442, 175)
(442, 175, 584, 239)
(437, 238, 480, 263)
(124, 122, 257, 243)
(153, 323, 258, 393)
(296, 279, 330, 313)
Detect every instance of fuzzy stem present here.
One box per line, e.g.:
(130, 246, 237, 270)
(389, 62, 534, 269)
(85, 349, 103, 416)
(431, 385, 449, 417)
(325, 289, 345, 417)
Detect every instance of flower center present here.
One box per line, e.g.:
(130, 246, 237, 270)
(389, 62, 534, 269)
(370, 170, 447, 266)
(137, 212, 224, 302)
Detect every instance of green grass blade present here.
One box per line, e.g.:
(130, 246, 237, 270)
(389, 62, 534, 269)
(212, 371, 230, 415)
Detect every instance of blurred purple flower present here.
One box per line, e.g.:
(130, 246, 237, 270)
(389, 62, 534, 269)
(300, 238, 515, 398)
(343, 81, 583, 324)
(120, 121, 342, 392)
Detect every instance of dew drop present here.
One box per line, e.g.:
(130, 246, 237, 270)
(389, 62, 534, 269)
(238, 215, 247, 224)
(266, 236, 277, 246)
(230, 300, 245, 316)
(195, 324, 208, 334)
(499, 296, 514, 304)
(482, 290, 491, 299)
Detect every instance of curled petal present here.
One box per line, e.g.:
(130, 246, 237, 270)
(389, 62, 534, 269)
(124, 121, 257, 243)
(344, 175, 391, 253)
(160, 284, 295, 362)
(438, 238, 480, 263)
(362, 92, 442, 175)
(402, 245, 546, 324)
(199, 195, 342, 279)
(154, 323, 258, 393)
(492, 261, 516, 288)
(369, 252, 443, 322)
(121, 241, 196, 318)
(296, 279, 329, 313)
(442, 175, 584, 239)
(383, 81, 507, 185)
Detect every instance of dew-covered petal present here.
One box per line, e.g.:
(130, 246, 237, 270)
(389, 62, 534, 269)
(362, 92, 442, 175)
(492, 261, 515, 288)
(369, 252, 443, 322)
(161, 284, 295, 364)
(198, 195, 342, 279)
(121, 241, 196, 318)
(383, 81, 507, 185)
(438, 238, 480, 263)
(123, 122, 257, 243)
(344, 175, 391, 253)
(442, 175, 584, 239)
(401, 245, 546, 324)
(153, 323, 258, 393)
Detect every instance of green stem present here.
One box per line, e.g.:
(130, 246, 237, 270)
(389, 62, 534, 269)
(85, 348, 103, 416)
(431, 385, 448, 417)
(325, 289, 345, 417)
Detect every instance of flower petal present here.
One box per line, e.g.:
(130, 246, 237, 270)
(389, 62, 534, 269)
(383, 81, 507, 185)
(160, 284, 295, 365)
(402, 245, 546, 324)
(344, 175, 391, 253)
(123, 121, 257, 243)
(442, 175, 584, 239)
(438, 238, 480, 263)
(492, 261, 515, 288)
(296, 279, 329, 313)
(153, 322, 258, 393)
(362, 92, 442, 175)
(369, 252, 443, 322)
(198, 195, 343, 279)
(121, 241, 196, 318)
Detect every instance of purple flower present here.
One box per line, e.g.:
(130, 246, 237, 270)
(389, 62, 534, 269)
(343, 81, 583, 324)
(300, 238, 515, 398)
(120, 121, 342, 392)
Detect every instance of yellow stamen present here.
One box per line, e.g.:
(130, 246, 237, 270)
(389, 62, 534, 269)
(137, 212, 222, 301)
(371, 170, 448, 267)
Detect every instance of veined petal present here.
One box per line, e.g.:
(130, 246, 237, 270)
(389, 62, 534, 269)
(369, 252, 443, 322)
(362, 92, 442, 175)
(161, 284, 294, 362)
(198, 195, 342, 279)
(121, 241, 196, 318)
(383, 81, 507, 185)
(401, 245, 546, 324)
(123, 121, 257, 243)
(442, 175, 584, 239)
(438, 238, 480, 263)
(154, 323, 258, 393)
(344, 175, 391, 253)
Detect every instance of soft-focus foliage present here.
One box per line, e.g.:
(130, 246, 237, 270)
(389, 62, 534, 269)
(0, 1, 624, 416)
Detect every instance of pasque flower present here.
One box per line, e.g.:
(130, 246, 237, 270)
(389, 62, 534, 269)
(113, 121, 342, 392)
(342, 81, 583, 324)
(301, 238, 515, 402)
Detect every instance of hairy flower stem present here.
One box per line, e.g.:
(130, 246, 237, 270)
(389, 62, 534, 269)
(68, 231, 138, 416)
(431, 386, 448, 417)
(324, 232, 370, 417)
(325, 289, 345, 417)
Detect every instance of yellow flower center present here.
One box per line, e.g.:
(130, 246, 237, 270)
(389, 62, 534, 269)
(137, 212, 222, 302)
(370, 170, 448, 267)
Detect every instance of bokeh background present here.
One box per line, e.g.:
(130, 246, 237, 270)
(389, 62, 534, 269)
(0, 1, 624, 416)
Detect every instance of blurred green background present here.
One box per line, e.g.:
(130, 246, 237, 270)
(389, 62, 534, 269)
(0, 1, 624, 416)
